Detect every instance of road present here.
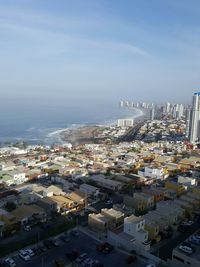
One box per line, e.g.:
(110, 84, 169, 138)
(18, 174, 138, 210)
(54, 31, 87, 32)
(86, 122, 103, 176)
(118, 121, 146, 142)
(1, 231, 147, 267)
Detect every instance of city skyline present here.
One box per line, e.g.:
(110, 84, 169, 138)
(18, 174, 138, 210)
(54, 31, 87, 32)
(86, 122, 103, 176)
(0, 0, 200, 104)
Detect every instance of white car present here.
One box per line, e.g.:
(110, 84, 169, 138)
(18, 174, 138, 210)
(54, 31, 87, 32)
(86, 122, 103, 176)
(187, 221, 194, 226)
(23, 225, 31, 231)
(4, 258, 16, 267)
(105, 199, 113, 205)
(81, 258, 93, 267)
(181, 220, 194, 226)
(178, 245, 193, 254)
(75, 253, 87, 263)
(25, 248, 35, 257)
(19, 249, 31, 261)
(146, 265, 156, 267)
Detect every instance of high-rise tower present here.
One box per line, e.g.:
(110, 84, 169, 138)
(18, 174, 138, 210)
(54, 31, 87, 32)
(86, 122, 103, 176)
(189, 92, 200, 143)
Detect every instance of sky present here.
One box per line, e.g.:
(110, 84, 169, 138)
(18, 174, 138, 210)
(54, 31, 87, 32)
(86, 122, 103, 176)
(0, 0, 200, 104)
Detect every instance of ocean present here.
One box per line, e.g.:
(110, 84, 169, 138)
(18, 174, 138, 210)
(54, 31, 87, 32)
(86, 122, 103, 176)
(0, 99, 142, 145)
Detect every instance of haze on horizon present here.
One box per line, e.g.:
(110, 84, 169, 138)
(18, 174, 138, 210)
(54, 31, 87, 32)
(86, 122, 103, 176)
(1, 0, 200, 105)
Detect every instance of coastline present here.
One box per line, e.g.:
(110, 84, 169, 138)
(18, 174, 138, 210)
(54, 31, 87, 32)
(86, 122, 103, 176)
(0, 108, 146, 147)
(58, 108, 146, 145)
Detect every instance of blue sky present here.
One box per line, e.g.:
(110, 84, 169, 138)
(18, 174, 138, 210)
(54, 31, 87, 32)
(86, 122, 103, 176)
(0, 0, 200, 104)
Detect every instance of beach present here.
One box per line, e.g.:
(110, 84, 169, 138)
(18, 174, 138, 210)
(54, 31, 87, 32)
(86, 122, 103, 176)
(58, 108, 146, 145)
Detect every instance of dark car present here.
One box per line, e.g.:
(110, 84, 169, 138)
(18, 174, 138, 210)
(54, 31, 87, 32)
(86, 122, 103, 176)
(33, 246, 42, 255)
(70, 230, 79, 237)
(126, 255, 137, 264)
(60, 234, 70, 243)
(39, 244, 47, 252)
(43, 239, 53, 249)
(178, 225, 189, 233)
(96, 242, 114, 254)
(66, 250, 80, 261)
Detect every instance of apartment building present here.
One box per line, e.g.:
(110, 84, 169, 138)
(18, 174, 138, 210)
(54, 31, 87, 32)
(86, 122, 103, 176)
(124, 215, 148, 243)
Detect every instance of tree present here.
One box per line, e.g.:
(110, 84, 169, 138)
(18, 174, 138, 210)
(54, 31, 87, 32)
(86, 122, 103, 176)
(4, 202, 16, 212)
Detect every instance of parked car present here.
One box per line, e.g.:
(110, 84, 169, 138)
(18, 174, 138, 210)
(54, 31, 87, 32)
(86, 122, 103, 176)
(105, 199, 113, 205)
(126, 255, 137, 264)
(4, 258, 16, 267)
(178, 225, 189, 233)
(194, 233, 200, 239)
(96, 242, 114, 254)
(181, 220, 194, 227)
(75, 253, 87, 264)
(23, 225, 31, 231)
(51, 237, 61, 247)
(60, 234, 70, 243)
(66, 250, 80, 261)
(178, 245, 193, 254)
(188, 236, 200, 245)
(39, 244, 47, 252)
(33, 246, 42, 255)
(25, 248, 35, 257)
(43, 239, 53, 249)
(81, 257, 93, 266)
(70, 230, 79, 237)
(19, 249, 31, 261)
(54, 260, 65, 267)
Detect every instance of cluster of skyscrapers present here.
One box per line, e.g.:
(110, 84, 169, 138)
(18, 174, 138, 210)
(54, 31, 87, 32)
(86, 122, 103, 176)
(119, 93, 200, 145)
(162, 102, 185, 120)
(119, 100, 154, 109)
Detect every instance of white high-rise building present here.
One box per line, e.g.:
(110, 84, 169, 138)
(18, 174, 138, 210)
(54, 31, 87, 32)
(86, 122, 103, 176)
(117, 119, 134, 127)
(189, 92, 200, 143)
(185, 108, 191, 138)
(165, 102, 171, 113)
(150, 107, 155, 121)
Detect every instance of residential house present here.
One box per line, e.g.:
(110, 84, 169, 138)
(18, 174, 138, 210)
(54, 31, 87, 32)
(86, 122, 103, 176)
(165, 181, 185, 196)
(88, 213, 110, 233)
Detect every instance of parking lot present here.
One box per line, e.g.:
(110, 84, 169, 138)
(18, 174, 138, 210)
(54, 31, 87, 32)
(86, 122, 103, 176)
(152, 220, 200, 261)
(1, 230, 148, 267)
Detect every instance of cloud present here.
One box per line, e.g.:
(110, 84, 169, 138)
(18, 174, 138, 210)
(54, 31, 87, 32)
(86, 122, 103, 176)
(0, 22, 149, 59)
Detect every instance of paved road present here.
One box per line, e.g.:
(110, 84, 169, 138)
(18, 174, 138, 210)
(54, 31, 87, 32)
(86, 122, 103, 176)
(1, 231, 147, 267)
(118, 121, 146, 143)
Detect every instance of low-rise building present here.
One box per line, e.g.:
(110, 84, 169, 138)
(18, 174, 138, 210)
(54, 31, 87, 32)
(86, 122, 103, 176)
(11, 204, 46, 225)
(140, 166, 168, 180)
(144, 220, 161, 243)
(79, 183, 100, 196)
(165, 181, 185, 196)
(101, 208, 124, 227)
(142, 188, 165, 203)
(49, 195, 75, 212)
(124, 215, 148, 243)
(89, 174, 123, 191)
(178, 176, 196, 187)
(88, 213, 110, 233)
